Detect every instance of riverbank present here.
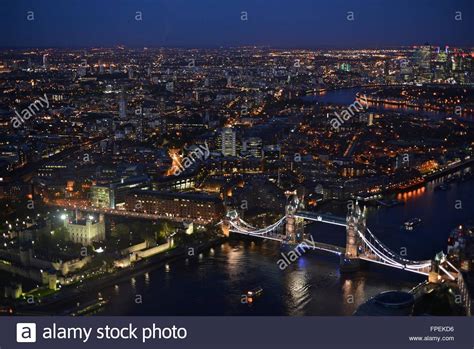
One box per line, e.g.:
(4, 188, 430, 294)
(15, 237, 226, 314)
(355, 87, 474, 116)
(375, 158, 474, 198)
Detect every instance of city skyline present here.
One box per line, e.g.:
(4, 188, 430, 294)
(0, 2, 473, 349)
(0, 0, 473, 321)
(0, 43, 473, 317)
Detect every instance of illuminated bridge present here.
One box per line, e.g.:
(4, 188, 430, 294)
(221, 196, 460, 282)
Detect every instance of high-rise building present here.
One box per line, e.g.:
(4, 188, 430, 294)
(243, 137, 263, 158)
(368, 113, 374, 126)
(416, 45, 431, 70)
(221, 127, 237, 157)
(340, 62, 351, 72)
(414, 45, 432, 82)
(384, 60, 390, 76)
(136, 110, 145, 142)
(42, 54, 48, 69)
(119, 91, 127, 118)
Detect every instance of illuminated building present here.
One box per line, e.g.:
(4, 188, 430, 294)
(91, 176, 151, 209)
(242, 137, 263, 158)
(414, 45, 432, 82)
(153, 174, 195, 191)
(368, 113, 374, 126)
(221, 127, 237, 157)
(90, 185, 112, 208)
(263, 145, 281, 162)
(64, 215, 106, 246)
(119, 91, 127, 119)
(42, 54, 48, 69)
(125, 190, 224, 222)
(340, 62, 351, 72)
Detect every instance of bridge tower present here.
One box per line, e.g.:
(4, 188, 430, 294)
(221, 220, 230, 237)
(285, 194, 304, 243)
(428, 255, 441, 284)
(428, 251, 459, 284)
(222, 210, 237, 238)
(340, 201, 366, 272)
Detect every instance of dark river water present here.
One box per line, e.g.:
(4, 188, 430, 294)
(303, 87, 474, 121)
(90, 170, 473, 316)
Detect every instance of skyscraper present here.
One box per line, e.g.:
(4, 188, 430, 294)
(136, 109, 144, 142)
(368, 113, 374, 126)
(243, 137, 263, 158)
(221, 127, 236, 157)
(119, 91, 127, 119)
(414, 45, 432, 82)
(42, 54, 48, 69)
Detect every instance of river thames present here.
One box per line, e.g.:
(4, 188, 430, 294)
(303, 86, 474, 121)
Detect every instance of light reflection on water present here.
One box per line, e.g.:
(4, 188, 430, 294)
(304, 87, 474, 120)
(144, 272, 150, 286)
(93, 239, 421, 316)
(90, 176, 473, 316)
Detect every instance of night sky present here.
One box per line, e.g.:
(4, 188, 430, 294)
(0, 0, 473, 48)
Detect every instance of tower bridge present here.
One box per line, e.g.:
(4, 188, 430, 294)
(63, 194, 459, 283)
(222, 196, 459, 283)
